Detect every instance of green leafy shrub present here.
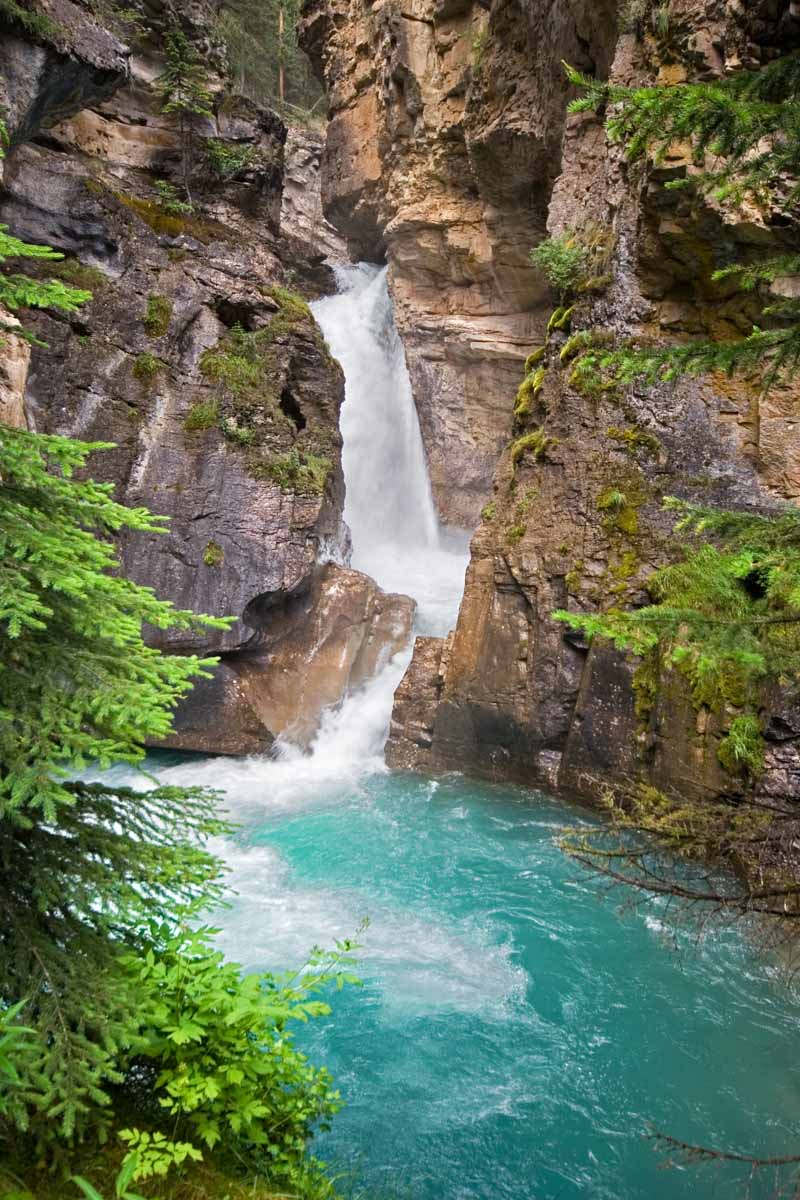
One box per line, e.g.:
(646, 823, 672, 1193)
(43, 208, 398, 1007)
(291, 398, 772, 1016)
(143, 293, 172, 338)
(530, 223, 614, 301)
(481, 500, 496, 521)
(717, 713, 765, 778)
(132, 352, 164, 384)
(184, 400, 219, 431)
(204, 138, 257, 180)
(123, 925, 360, 1184)
(531, 234, 589, 300)
(220, 416, 256, 444)
(153, 179, 194, 215)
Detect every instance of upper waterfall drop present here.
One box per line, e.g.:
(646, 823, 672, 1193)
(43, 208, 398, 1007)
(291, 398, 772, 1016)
(312, 264, 469, 637)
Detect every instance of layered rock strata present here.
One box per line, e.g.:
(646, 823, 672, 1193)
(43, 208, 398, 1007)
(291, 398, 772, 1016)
(0, 0, 409, 753)
(385, 0, 800, 801)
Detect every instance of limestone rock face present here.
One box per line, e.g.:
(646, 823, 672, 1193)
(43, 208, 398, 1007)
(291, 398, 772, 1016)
(381, 2, 800, 800)
(1, 3, 355, 752)
(302, 0, 618, 525)
(166, 564, 416, 753)
(0, 308, 30, 428)
(280, 126, 348, 286)
(0, 0, 127, 152)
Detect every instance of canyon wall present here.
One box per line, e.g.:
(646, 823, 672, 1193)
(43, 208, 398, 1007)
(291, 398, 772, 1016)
(300, 0, 800, 801)
(0, 0, 410, 754)
(301, 0, 618, 526)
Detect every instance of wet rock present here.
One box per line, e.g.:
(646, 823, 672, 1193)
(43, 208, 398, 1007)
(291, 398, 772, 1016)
(385, 634, 449, 771)
(160, 663, 274, 757)
(164, 564, 416, 753)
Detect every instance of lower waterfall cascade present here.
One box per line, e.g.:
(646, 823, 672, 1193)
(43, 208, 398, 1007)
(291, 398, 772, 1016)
(128, 268, 800, 1200)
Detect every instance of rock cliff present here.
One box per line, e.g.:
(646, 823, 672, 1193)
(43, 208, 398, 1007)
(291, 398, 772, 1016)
(0, 0, 410, 754)
(302, 0, 617, 526)
(344, 0, 800, 802)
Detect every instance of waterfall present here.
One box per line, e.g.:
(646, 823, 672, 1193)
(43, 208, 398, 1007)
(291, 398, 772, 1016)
(312, 264, 469, 639)
(147, 264, 468, 802)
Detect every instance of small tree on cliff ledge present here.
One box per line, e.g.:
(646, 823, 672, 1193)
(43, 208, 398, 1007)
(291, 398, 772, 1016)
(157, 28, 213, 202)
(555, 51, 800, 780)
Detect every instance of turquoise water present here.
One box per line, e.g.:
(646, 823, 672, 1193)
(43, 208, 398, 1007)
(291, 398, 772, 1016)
(135, 265, 800, 1198)
(205, 766, 800, 1200)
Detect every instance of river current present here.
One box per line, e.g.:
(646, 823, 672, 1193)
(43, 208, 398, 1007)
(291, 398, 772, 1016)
(137, 266, 800, 1198)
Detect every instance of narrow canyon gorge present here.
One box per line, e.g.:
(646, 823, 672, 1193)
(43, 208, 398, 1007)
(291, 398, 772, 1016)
(3, 1, 800, 1197)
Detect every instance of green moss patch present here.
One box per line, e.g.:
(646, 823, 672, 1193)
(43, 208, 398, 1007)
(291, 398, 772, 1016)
(144, 293, 172, 338)
(511, 427, 558, 468)
(203, 540, 225, 567)
(252, 448, 331, 495)
(184, 400, 219, 432)
(114, 192, 222, 242)
(607, 425, 661, 459)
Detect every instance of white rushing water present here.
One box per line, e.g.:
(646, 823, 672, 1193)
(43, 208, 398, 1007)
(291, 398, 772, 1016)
(107, 262, 476, 998)
(312, 263, 470, 639)
(147, 262, 469, 802)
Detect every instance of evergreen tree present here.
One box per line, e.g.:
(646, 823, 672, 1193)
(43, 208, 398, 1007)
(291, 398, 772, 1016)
(551, 52, 800, 1187)
(556, 499, 800, 778)
(0, 423, 230, 1150)
(157, 29, 213, 201)
(217, 0, 324, 116)
(554, 53, 800, 777)
(0, 214, 354, 1197)
(564, 56, 800, 391)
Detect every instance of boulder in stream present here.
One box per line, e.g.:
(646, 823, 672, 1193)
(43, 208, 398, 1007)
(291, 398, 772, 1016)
(162, 563, 415, 754)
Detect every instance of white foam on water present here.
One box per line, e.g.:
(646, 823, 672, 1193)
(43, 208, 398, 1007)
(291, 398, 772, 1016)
(128, 264, 501, 1014)
(213, 838, 526, 1017)
(311, 264, 470, 638)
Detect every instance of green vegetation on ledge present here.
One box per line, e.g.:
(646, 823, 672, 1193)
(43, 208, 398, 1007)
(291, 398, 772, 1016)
(143, 293, 173, 338)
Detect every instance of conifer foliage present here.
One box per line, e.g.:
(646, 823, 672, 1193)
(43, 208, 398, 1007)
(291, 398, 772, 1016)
(157, 29, 213, 200)
(0, 213, 354, 1194)
(555, 52, 800, 781)
(563, 56, 800, 391)
(0, 424, 229, 1148)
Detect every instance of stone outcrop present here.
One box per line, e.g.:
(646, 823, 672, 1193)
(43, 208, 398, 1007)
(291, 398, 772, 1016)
(280, 126, 348, 292)
(166, 563, 415, 753)
(301, 0, 617, 525)
(384, 0, 800, 801)
(0, 0, 380, 754)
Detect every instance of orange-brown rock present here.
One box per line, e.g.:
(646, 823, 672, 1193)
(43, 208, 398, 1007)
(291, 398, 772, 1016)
(383, 1, 800, 802)
(167, 564, 415, 753)
(301, 0, 618, 526)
